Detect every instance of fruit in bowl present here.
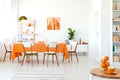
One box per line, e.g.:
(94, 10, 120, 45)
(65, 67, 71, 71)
(106, 67, 116, 75)
(100, 62, 107, 68)
(100, 56, 116, 75)
(100, 56, 110, 71)
(105, 62, 110, 66)
(100, 56, 109, 67)
(103, 56, 109, 61)
(103, 67, 108, 71)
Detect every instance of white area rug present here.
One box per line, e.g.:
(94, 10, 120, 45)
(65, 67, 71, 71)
(11, 67, 68, 80)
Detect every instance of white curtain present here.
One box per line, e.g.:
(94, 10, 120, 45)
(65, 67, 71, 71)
(0, 0, 17, 43)
(89, 0, 101, 61)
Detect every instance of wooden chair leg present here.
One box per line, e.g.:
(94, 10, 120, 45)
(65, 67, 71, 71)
(47, 55, 49, 67)
(55, 54, 59, 66)
(22, 55, 25, 65)
(74, 52, 79, 62)
(43, 54, 45, 65)
(36, 54, 39, 64)
(18, 56, 19, 62)
(31, 55, 33, 66)
(3, 52, 7, 62)
(68, 53, 70, 63)
(52, 55, 54, 64)
(69, 53, 72, 63)
(71, 53, 72, 61)
(63, 54, 64, 62)
(10, 52, 11, 60)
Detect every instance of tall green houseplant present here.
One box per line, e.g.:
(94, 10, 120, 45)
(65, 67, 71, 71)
(68, 27, 76, 40)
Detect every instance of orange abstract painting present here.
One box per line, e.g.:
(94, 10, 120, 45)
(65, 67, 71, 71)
(47, 17, 60, 30)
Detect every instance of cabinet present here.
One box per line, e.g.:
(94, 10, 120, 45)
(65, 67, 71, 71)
(17, 20, 36, 43)
(112, 0, 120, 62)
(76, 44, 88, 56)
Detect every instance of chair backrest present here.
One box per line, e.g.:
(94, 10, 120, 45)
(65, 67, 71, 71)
(22, 44, 27, 54)
(22, 43, 32, 54)
(74, 42, 78, 51)
(69, 41, 78, 51)
(4, 43, 12, 52)
(47, 42, 58, 52)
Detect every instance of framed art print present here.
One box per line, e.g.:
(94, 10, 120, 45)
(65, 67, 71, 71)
(47, 17, 60, 30)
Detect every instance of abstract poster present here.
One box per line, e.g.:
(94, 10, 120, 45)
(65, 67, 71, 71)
(47, 17, 60, 30)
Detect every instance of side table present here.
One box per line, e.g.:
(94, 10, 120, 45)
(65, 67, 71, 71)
(76, 44, 88, 56)
(90, 68, 120, 80)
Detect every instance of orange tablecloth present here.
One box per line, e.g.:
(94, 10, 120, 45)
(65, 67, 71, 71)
(11, 42, 69, 61)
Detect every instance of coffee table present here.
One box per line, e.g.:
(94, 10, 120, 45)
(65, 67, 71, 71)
(90, 68, 120, 80)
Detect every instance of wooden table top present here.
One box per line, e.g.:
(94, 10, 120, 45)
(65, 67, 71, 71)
(90, 68, 120, 79)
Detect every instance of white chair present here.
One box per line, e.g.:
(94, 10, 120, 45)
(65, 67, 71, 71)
(43, 42, 59, 66)
(68, 41, 79, 62)
(21, 43, 39, 66)
(3, 43, 13, 62)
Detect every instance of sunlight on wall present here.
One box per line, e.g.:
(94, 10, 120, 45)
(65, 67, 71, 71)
(0, 0, 16, 42)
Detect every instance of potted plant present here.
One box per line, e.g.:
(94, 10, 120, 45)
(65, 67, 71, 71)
(18, 16, 27, 21)
(68, 27, 76, 40)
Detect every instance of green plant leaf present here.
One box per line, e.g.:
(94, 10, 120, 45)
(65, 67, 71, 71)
(18, 16, 27, 21)
(67, 27, 76, 40)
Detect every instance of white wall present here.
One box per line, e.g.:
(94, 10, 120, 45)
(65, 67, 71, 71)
(0, 0, 112, 63)
(18, 0, 90, 42)
(0, 0, 90, 60)
(18, 0, 113, 63)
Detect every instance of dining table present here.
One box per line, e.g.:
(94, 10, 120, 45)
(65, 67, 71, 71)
(11, 42, 69, 62)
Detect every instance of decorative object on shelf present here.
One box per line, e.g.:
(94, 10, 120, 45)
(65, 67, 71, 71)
(18, 20, 35, 43)
(67, 27, 76, 40)
(100, 56, 116, 75)
(112, 0, 120, 63)
(28, 23, 32, 27)
(113, 4, 119, 10)
(79, 38, 88, 44)
(47, 17, 60, 30)
(82, 42, 88, 44)
(79, 38, 82, 44)
(113, 17, 120, 21)
(18, 16, 27, 21)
